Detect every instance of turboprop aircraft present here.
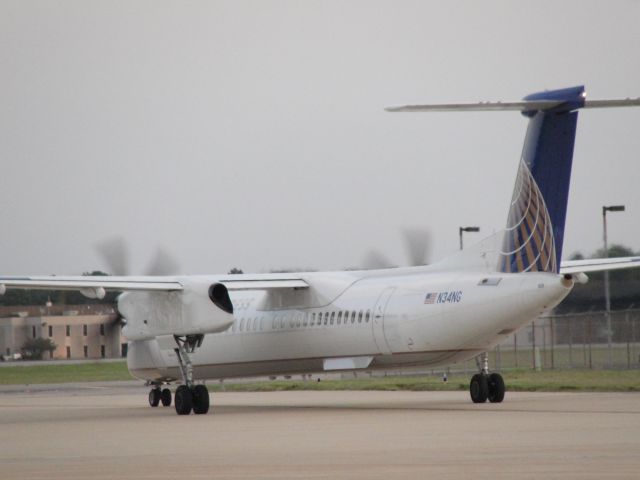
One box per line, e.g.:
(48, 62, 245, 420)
(2, 85, 640, 415)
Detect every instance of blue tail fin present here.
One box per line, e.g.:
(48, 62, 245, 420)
(498, 86, 585, 274)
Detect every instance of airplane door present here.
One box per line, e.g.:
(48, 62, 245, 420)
(372, 287, 395, 355)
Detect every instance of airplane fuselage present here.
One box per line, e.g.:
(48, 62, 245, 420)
(127, 270, 572, 382)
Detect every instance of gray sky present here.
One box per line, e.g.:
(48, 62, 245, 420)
(1, 1, 639, 276)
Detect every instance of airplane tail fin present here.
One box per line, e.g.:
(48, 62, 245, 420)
(387, 87, 640, 274)
(498, 86, 584, 274)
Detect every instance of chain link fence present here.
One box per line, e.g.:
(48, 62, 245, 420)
(488, 308, 640, 371)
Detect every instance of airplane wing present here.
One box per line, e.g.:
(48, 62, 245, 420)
(0, 274, 309, 297)
(0, 275, 184, 299)
(219, 278, 308, 290)
(560, 256, 640, 274)
(0, 275, 183, 293)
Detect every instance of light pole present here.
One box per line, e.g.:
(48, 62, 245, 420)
(459, 226, 480, 250)
(602, 204, 625, 367)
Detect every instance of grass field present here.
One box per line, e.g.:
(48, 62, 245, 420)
(0, 361, 132, 385)
(208, 369, 640, 393)
(1, 361, 639, 392)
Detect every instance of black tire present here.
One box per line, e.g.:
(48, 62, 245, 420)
(148, 388, 161, 407)
(488, 372, 506, 403)
(175, 385, 193, 415)
(192, 385, 210, 415)
(161, 388, 172, 407)
(470, 373, 489, 403)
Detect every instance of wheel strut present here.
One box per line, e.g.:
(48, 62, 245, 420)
(172, 334, 210, 415)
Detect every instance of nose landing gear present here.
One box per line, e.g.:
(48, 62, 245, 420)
(469, 352, 505, 403)
(148, 386, 173, 408)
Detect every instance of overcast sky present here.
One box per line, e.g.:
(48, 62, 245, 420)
(1, 1, 639, 276)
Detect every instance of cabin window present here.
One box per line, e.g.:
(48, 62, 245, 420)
(330, 312, 335, 325)
(310, 313, 315, 326)
(324, 312, 329, 326)
(296, 314, 301, 328)
(358, 311, 363, 323)
(351, 311, 356, 324)
(303, 313, 308, 327)
(240, 318, 245, 331)
(337, 311, 342, 325)
(365, 310, 371, 323)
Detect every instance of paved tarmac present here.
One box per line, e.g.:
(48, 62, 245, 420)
(0, 384, 639, 479)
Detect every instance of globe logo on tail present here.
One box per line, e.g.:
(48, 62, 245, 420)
(498, 160, 557, 274)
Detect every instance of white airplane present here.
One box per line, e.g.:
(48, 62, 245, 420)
(2, 86, 640, 415)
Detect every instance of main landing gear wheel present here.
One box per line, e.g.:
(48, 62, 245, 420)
(469, 352, 506, 404)
(175, 385, 193, 415)
(470, 374, 489, 403)
(161, 388, 172, 407)
(192, 385, 210, 415)
(148, 388, 161, 407)
(173, 385, 210, 415)
(488, 372, 505, 403)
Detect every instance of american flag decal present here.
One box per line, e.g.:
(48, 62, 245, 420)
(424, 292, 438, 304)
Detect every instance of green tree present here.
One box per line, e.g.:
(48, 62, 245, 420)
(20, 338, 57, 360)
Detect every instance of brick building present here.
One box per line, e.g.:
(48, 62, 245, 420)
(0, 304, 123, 360)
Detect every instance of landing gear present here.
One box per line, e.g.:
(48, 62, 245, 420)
(149, 388, 161, 407)
(487, 372, 505, 403)
(161, 388, 172, 407)
(148, 385, 173, 407)
(175, 385, 193, 415)
(469, 352, 505, 403)
(173, 334, 210, 415)
(173, 384, 210, 415)
(146, 335, 210, 415)
(470, 374, 489, 403)
(192, 385, 210, 415)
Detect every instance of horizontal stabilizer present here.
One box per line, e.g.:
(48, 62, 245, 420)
(386, 97, 640, 114)
(386, 100, 562, 112)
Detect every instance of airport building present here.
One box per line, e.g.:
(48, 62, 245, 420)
(0, 304, 123, 360)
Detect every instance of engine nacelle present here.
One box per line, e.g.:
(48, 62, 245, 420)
(120, 279, 234, 341)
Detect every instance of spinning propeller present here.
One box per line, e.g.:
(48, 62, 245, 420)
(96, 236, 180, 276)
(95, 236, 181, 327)
(362, 228, 432, 269)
